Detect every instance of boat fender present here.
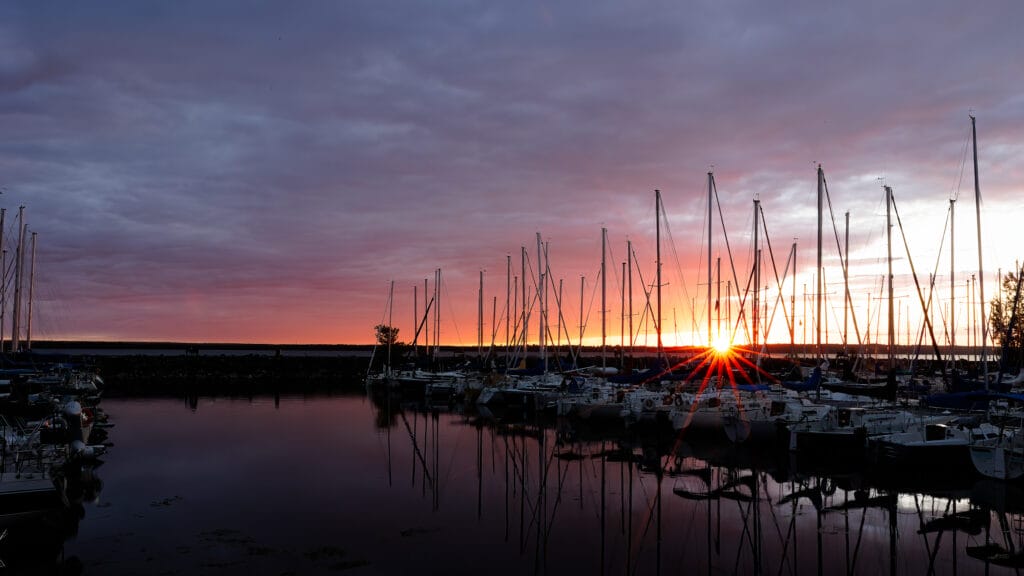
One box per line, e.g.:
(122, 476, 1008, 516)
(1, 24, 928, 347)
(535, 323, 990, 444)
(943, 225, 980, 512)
(822, 478, 837, 496)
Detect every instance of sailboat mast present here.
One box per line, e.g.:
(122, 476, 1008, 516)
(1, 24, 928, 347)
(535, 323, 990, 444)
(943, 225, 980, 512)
(715, 257, 720, 342)
(950, 199, 955, 361)
(434, 269, 441, 360)
(886, 186, 895, 371)
(557, 278, 563, 353)
(791, 241, 797, 353)
(816, 166, 823, 359)
(537, 233, 544, 367)
(579, 275, 585, 356)
(656, 189, 664, 352)
(844, 211, 850, 352)
(478, 269, 484, 358)
(521, 247, 527, 359)
(26, 231, 36, 351)
(506, 254, 511, 359)
(0, 207, 5, 354)
(620, 261, 625, 366)
(627, 239, 633, 354)
(727, 281, 732, 341)
(602, 227, 607, 370)
(707, 175, 713, 347)
(11, 206, 24, 353)
(753, 197, 760, 349)
(387, 280, 394, 375)
(971, 115, 989, 387)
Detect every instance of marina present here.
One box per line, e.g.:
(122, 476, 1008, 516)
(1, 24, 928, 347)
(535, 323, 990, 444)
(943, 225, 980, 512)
(3, 2, 1024, 574)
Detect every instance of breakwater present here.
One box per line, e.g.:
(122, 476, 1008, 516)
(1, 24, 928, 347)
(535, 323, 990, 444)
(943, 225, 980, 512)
(90, 354, 372, 396)
(17, 340, 1009, 397)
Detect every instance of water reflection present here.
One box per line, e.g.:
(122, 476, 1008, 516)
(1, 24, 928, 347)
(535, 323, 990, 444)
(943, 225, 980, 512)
(0, 461, 103, 575)
(370, 388, 1024, 575)
(38, 392, 1024, 574)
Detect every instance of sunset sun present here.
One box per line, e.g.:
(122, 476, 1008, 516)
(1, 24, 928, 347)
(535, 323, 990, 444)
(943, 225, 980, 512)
(711, 335, 732, 355)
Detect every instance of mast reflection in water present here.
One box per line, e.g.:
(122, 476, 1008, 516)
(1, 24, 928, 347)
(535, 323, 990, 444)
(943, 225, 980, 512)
(61, 392, 1024, 574)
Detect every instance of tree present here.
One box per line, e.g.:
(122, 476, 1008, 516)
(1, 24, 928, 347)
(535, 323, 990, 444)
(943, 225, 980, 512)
(989, 268, 1024, 371)
(374, 324, 400, 348)
(372, 324, 407, 373)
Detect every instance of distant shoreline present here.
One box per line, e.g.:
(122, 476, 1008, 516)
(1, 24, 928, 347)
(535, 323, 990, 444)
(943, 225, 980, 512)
(25, 339, 1003, 357)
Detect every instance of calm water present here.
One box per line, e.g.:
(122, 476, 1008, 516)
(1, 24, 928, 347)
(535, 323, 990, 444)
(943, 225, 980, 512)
(32, 390, 1024, 575)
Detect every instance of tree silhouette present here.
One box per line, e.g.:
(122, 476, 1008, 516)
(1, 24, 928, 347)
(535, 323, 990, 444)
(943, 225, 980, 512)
(374, 324, 400, 348)
(372, 324, 407, 373)
(990, 268, 1024, 372)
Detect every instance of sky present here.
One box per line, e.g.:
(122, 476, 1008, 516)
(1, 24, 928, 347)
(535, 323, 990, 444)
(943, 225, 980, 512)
(1, 1, 1022, 346)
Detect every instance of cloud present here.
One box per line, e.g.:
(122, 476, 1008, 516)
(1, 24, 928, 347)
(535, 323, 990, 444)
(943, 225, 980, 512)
(1, 0, 1021, 344)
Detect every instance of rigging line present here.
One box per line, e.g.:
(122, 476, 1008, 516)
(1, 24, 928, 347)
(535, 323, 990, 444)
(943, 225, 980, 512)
(581, 265, 603, 348)
(765, 257, 798, 350)
(606, 235, 626, 304)
(909, 205, 953, 362)
(730, 487, 759, 575)
(398, 411, 434, 488)
(366, 281, 394, 378)
(542, 304, 574, 367)
(440, 278, 465, 346)
(1, 256, 15, 289)
(758, 203, 794, 339)
(890, 193, 946, 369)
(909, 275, 938, 367)
(823, 174, 864, 348)
(696, 178, 709, 337)
(929, 205, 955, 346)
(860, 187, 889, 275)
(540, 257, 569, 350)
(862, 274, 887, 349)
(489, 298, 509, 345)
(575, 275, 589, 360)
(506, 438, 541, 515)
(728, 263, 757, 345)
(762, 249, 797, 351)
(633, 244, 664, 347)
(659, 195, 694, 320)
(630, 245, 660, 346)
(739, 203, 757, 301)
(539, 439, 569, 537)
(517, 269, 544, 357)
(627, 475, 660, 576)
(412, 296, 436, 345)
(950, 122, 972, 202)
(508, 252, 536, 361)
(541, 274, 577, 366)
(632, 282, 655, 349)
(436, 415, 470, 506)
(712, 177, 748, 343)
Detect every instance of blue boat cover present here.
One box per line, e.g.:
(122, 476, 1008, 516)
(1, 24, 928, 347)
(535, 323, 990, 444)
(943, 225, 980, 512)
(780, 367, 822, 392)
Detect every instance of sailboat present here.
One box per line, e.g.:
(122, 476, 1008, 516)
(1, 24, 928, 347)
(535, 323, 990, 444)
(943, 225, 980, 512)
(788, 177, 924, 455)
(961, 115, 1024, 481)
